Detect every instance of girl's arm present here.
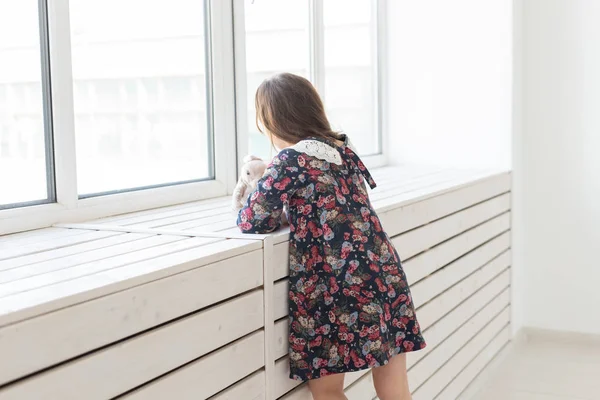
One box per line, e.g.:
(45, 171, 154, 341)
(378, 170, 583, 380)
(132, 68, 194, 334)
(237, 149, 301, 234)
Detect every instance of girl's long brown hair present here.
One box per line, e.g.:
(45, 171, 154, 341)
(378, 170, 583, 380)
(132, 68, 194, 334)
(255, 73, 341, 145)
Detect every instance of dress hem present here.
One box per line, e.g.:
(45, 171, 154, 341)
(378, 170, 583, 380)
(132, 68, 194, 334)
(289, 341, 428, 382)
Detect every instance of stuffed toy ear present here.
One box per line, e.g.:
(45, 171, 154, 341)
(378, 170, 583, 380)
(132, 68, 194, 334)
(243, 155, 263, 164)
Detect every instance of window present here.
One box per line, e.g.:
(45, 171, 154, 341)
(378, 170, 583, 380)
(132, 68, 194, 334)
(241, 0, 383, 159)
(69, 0, 213, 196)
(0, 0, 54, 208)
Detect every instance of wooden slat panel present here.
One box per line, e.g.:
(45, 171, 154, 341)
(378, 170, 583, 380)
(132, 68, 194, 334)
(125, 206, 232, 228)
(0, 227, 76, 246)
(209, 370, 266, 400)
(0, 250, 263, 385)
(417, 257, 510, 330)
(369, 167, 468, 200)
(436, 326, 511, 399)
(369, 169, 490, 203)
(412, 321, 511, 400)
(274, 357, 300, 398)
(0, 230, 120, 261)
(410, 235, 510, 307)
(375, 171, 510, 212)
(0, 291, 264, 399)
(278, 385, 310, 400)
(273, 280, 288, 321)
(268, 227, 291, 244)
(273, 242, 289, 281)
(262, 235, 276, 400)
(370, 167, 444, 192)
(394, 193, 510, 261)
(0, 233, 144, 272)
(369, 169, 465, 202)
(410, 288, 511, 368)
(274, 318, 288, 359)
(185, 217, 240, 233)
(0, 239, 260, 327)
(379, 173, 511, 237)
(403, 213, 510, 285)
(372, 171, 498, 215)
(121, 330, 265, 400)
(94, 197, 228, 225)
(0, 234, 185, 291)
(160, 213, 234, 232)
(408, 303, 511, 391)
(0, 236, 209, 299)
(344, 370, 370, 389)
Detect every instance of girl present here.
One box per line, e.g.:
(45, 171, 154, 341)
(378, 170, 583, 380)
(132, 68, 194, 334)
(237, 73, 426, 400)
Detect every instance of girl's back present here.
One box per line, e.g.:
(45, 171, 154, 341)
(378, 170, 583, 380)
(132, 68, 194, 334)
(237, 134, 426, 381)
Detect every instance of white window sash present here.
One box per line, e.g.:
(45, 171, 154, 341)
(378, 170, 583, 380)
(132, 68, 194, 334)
(309, 0, 325, 94)
(232, 0, 249, 172)
(374, 0, 388, 159)
(48, 0, 78, 208)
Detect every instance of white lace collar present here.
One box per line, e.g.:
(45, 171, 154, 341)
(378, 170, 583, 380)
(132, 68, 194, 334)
(289, 140, 342, 165)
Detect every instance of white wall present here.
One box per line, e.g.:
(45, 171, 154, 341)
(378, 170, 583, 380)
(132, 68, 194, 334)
(514, 0, 600, 335)
(386, 0, 512, 170)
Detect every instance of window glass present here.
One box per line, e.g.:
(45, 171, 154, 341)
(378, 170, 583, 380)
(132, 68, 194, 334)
(70, 0, 212, 196)
(244, 0, 310, 158)
(323, 0, 379, 154)
(0, 0, 51, 207)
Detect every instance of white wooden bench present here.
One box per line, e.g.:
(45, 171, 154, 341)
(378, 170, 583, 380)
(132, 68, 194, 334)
(0, 165, 511, 400)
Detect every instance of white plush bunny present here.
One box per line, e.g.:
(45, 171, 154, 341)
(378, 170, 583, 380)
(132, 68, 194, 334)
(232, 155, 268, 211)
(232, 155, 288, 225)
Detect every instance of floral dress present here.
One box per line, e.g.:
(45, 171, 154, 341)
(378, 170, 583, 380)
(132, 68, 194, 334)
(237, 135, 426, 381)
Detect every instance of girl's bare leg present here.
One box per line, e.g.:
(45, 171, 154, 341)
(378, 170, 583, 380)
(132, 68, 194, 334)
(307, 373, 347, 400)
(372, 353, 412, 400)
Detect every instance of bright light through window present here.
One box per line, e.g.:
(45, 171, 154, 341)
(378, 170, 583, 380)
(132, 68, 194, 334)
(244, 0, 310, 158)
(0, 0, 51, 208)
(324, 0, 379, 155)
(70, 0, 212, 196)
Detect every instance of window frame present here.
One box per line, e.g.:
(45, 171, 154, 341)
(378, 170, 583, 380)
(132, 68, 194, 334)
(0, 0, 237, 235)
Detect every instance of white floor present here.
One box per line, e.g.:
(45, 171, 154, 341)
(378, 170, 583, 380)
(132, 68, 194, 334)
(465, 330, 600, 400)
